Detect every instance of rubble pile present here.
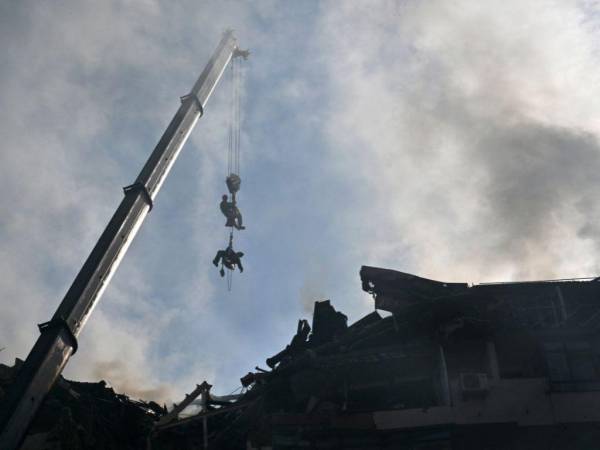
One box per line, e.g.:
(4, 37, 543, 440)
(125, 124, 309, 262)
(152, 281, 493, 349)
(0, 298, 379, 450)
(6, 265, 600, 449)
(152, 299, 415, 449)
(152, 266, 600, 450)
(0, 360, 163, 450)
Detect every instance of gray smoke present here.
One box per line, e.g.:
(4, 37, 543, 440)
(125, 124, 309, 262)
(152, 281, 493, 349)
(299, 265, 328, 314)
(91, 360, 174, 403)
(317, 0, 600, 282)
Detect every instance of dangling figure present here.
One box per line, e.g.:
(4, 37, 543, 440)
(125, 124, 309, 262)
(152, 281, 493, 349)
(213, 245, 244, 277)
(219, 194, 245, 230)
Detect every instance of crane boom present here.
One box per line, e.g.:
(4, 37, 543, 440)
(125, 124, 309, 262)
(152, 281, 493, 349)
(0, 30, 242, 450)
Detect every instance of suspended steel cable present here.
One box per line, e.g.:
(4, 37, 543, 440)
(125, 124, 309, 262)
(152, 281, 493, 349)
(217, 51, 246, 288)
(235, 57, 241, 177)
(227, 56, 242, 178)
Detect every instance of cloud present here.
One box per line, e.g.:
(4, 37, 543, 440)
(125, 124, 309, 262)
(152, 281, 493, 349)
(0, 0, 341, 404)
(317, 0, 600, 282)
(4, 0, 600, 405)
(298, 262, 328, 314)
(0, 0, 261, 400)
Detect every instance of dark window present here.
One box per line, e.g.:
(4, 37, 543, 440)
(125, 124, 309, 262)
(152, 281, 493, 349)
(543, 341, 600, 391)
(543, 342, 570, 381)
(566, 342, 597, 380)
(510, 295, 559, 328)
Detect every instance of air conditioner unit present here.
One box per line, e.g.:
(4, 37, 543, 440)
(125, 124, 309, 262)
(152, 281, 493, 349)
(460, 372, 489, 398)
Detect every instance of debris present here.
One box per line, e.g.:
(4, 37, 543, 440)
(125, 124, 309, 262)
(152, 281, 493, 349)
(309, 299, 347, 345)
(266, 319, 311, 369)
(150, 267, 600, 449)
(0, 360, 160, 450)
(157, 382, 210, 427)
(7, 266, 600, 449)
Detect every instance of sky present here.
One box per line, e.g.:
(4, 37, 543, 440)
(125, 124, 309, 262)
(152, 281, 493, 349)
(2, 0, 600, 404)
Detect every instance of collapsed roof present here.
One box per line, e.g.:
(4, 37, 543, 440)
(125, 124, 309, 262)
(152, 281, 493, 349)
(0, 359, 162, 450)
(6, 266, 600, 449)
(153, 267, 600, 449)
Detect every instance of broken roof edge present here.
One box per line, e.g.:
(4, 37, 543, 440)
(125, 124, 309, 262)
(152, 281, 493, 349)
(361, 266, 599, 289)
(360, 266, 468, 290)
(360, 265, 600, 313)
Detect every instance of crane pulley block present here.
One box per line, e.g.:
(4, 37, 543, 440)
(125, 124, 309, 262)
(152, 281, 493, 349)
(226, 173, 241, 194)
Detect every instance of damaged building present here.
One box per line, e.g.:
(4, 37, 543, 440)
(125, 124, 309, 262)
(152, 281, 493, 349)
(150, 266, 600, 449)
(5, 265, 600, 449)
(0, 359, 162, 449)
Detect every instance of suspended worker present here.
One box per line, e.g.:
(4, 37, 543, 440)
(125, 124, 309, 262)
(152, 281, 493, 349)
(213, 245, 244, 277)
(220, 194, 245, 230)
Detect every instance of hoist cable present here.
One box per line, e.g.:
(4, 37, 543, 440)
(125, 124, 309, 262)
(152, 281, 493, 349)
(235, 58, 241, 177)
(227, 58, 235, 177)
(222, 54, 244, 291)
(227, 56, 242, 178)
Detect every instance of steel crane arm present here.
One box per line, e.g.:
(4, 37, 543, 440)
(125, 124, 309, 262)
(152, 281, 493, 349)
(0, 30, 242, 450)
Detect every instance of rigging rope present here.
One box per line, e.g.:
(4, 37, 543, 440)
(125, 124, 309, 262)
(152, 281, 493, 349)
(235, 56, 241, 177)
(227, 56, 242, 178)
(226, 222, 234, 291)
(223, 53, 244, 290)
(226, 265, 233, 291)
(227, 59, 233, 176)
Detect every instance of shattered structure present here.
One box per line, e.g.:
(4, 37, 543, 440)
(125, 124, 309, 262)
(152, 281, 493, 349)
(5, 265, 600, 449)
(0, 360, 162, 449)
(152, 266, 600, 449)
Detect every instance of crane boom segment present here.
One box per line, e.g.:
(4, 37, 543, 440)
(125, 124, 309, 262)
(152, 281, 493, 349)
(0, 30, 242, 450)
